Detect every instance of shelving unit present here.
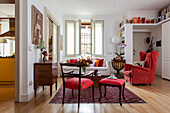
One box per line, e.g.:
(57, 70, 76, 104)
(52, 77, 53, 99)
(119, 25, 133, 64)
(119, 17, 170, 64)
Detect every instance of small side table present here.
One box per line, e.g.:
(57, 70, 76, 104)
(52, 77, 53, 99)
(111, 59, 126, 78)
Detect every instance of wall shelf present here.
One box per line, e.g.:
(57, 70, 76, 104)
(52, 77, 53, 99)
(120, 17, 170, 30)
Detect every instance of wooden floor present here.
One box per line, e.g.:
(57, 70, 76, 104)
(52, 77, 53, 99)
(0, 75, 170, 113)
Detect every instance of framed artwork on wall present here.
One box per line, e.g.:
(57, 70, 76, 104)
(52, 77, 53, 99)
(32, 5, 43, 46)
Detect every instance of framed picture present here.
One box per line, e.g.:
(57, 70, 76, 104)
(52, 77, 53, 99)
(32, 5, 43, 45)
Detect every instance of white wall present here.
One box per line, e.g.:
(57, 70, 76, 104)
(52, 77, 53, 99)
(63, 15, 123, 73)
(150, 26, 162, 75)
(124, 10, 158, 20)
(19, 0, 63, 102)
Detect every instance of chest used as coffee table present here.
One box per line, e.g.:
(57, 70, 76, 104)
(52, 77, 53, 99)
(83, 71, 101, 88)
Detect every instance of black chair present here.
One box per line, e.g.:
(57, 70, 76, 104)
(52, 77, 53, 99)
(60, 63, 94, 108)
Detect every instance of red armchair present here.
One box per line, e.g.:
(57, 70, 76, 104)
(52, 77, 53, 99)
(124, 50, 159, 85)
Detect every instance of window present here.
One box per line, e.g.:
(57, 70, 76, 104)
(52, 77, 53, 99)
(65, 20, 104, 57)
(65, 20, 75, 56)
(0, 40, 15, 57)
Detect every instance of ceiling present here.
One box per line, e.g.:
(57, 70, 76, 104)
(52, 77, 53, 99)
(58, 0, 170, 15)
(0, 4, 15, 17)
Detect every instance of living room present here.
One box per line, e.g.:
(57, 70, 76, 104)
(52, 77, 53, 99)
(0, 0, 170, 113)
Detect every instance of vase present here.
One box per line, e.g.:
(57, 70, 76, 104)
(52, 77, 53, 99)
(82, 66, 86, 74)
(137, 17, 141, 23)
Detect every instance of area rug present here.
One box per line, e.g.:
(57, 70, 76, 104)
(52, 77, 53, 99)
(50, 85, 146, 104)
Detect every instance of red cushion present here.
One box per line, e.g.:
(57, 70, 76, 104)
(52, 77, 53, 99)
(124, 71, 132, 77)
(67, 60, 70, 63)
(145, 53, 151, 68)
(70, 59, 77, 64)
(65, 78, 94, 90)
(96, 59, 104, 67)
(99, 78, 125, 86)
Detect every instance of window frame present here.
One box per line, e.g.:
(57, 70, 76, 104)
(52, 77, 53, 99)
(65, 20, 76, 57)
(65, 19, 104, 57)
(92, 20, 104, 57)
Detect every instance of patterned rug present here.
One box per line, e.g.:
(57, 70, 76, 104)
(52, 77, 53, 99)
(50, 85, 146, 104)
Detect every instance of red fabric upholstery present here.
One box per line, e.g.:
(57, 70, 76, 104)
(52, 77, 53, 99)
(70, 59, 77, 64)
(140, 51, 146, 61)
(124, 50, 159, 84)
(145, 53, 151, 68)
(65, 78, 94, 90)
(124, 71, 132, 77)
(67, 60, 70, 63)
(96, 59, 104, 67)
(99, 78, 125, 86)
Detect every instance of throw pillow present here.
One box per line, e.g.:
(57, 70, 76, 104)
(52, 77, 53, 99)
(70, 59, 77, 64)
(93, 60, 100, 67)
(133, 61, 146, 67)
(145, 53, 151, 68)
(96, 59, 104, 67)
(67, 60, 70, 63)
(90, 62, 96, 67)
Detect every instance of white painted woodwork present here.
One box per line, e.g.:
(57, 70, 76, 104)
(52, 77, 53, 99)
(162, 20, 170, 80)
(124, 25, 133, 64)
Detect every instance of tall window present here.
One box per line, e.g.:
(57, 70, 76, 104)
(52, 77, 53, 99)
(65, 20, 104, 57)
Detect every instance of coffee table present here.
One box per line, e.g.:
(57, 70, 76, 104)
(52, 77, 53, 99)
(85, 71, 101, 87)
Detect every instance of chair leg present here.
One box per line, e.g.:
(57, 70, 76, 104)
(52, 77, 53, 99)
(78, 88, 81, 108)
(72, 89, 74, 98)
(43, 86, 44, 91)
(122, 83, 125, 100)
(98, 83, 101, 102)
(34, 88, 37, 97)
(62, 85, 65, 104)
(50, 85, 52, 97)
(92, 84, 94, 101)
(104, 85, 106, 97)
(55, 81, 57, 90)
(119, 86, 122, 106)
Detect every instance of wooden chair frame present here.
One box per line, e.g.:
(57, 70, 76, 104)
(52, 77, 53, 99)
(98, 82, 125, 106)
(60, 63, 94, 108)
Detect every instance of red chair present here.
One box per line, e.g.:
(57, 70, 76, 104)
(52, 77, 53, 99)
(124, 50, 159, 85)
(60, 63, 94, 108)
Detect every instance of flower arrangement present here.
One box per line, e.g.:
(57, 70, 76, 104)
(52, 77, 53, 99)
(77, 55, 93, 73)
(114, 43, 127, 60)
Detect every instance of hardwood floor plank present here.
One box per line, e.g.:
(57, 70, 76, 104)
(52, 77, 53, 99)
(0, 75, 170, 113)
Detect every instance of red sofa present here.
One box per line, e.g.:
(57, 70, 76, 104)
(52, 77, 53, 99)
(124, 50, 159, 85)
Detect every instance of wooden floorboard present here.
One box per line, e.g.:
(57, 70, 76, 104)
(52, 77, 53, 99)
(0, 75, 170, 113)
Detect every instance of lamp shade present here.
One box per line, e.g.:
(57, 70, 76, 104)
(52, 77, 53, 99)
(0, 38, 7, 43)
(112, 36, 121, 44)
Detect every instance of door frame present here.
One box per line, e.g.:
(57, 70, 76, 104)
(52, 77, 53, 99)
(15, 0, 19, 102)
(45, 7, 61, 76)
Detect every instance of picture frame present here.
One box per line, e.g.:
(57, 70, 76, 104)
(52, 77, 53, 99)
(32, 5, 43, 46)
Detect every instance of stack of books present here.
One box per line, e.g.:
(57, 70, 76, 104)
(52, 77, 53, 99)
(157, 6, 170, 23)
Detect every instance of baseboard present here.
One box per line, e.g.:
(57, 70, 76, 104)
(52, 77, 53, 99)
(20, 87, 43, 102)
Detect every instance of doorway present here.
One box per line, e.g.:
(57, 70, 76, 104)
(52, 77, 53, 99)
(0, 3, 15, 101)
(45, 8, 60, 76)
(133, 32, 150, 61)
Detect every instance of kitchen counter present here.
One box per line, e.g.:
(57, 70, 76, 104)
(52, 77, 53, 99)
(0, 58, 15, 82)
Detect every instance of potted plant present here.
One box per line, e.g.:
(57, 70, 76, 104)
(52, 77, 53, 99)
(114, 43, 127, 60)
